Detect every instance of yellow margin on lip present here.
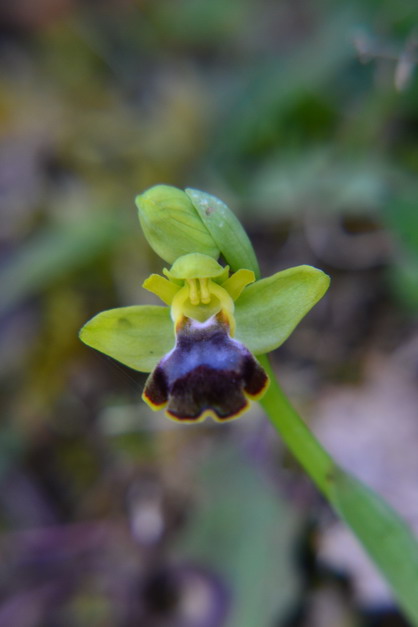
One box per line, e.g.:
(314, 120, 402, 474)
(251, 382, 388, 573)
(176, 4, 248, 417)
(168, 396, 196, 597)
(141, 390, 167, 411)
(245, 373, 270, 401)
(143, 370, 270, 422)
(165, 402, 250, 424)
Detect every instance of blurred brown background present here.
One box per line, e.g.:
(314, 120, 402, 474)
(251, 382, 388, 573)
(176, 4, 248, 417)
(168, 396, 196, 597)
(1, 1, 418, 625)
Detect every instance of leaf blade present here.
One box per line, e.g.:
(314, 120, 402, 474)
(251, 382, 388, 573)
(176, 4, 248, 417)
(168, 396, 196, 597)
(330, 469, 418, 625)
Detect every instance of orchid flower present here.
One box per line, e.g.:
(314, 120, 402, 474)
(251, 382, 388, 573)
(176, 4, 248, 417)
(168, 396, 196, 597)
(79, 185, 329, 422)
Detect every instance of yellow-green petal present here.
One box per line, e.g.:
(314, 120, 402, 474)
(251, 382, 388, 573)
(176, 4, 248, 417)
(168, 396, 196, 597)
(79, 305, 174, 372)
(142, 274, 181, 305)
(234, 265, 330, 355)
(221, 268, 255, 300)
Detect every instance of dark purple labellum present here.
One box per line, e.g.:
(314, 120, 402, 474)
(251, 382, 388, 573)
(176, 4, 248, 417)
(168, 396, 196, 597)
(143, 314, 269, 422)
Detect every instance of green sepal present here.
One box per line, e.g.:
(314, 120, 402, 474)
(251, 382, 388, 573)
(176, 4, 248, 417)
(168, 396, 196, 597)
(79, 305, 174, 372)
(234, 265, 330, 354)
(136, 185, 220, 264)
(185, 188, 260, 278)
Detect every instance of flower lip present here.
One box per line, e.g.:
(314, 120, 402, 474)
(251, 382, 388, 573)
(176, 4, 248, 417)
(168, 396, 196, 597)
(142, 313, 269, 422)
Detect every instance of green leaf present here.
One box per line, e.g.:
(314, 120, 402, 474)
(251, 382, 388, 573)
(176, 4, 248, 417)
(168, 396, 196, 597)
(79, 305, 174, 372)
(330, 469, 418, 625)
(383, 193, 418, 256)
(176, 444, 301, 627)
(234, 265, 330, 355)
(211, 10, 356, 163)
(388, 254, 418, 313)
(0, 216, 120, 316)
(260, 362, 418, 625)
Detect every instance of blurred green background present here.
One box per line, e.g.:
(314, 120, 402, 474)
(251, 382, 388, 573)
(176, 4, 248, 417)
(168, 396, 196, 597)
(1, 0, 418, 625)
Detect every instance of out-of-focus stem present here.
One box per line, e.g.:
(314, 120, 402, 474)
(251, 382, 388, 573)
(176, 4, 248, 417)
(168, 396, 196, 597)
(258, 354, 334, 498)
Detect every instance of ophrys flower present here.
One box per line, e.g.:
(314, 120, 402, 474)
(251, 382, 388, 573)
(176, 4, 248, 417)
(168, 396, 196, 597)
(79, 252, 329, 422)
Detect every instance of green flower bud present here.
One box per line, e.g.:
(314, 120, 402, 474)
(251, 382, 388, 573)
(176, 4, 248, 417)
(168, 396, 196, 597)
(185, 188, 260, 278)
(136, 185, 220, 264)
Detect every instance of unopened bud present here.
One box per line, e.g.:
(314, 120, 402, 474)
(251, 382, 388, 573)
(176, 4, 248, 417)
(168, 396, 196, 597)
(185, 188, 260, 278)
(136, 185, 220, 264)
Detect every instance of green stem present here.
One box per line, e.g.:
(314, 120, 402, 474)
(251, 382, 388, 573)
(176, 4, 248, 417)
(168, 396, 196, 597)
(259, 354, 418, 626)
(258, 354, 334, 498)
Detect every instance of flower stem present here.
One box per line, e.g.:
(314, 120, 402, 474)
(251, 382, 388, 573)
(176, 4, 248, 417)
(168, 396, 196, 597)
(258, 354, 334, 498)
(259, 354, 418, 627)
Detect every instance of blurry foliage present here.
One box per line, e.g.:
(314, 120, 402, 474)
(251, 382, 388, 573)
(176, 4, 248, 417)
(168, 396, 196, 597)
(1, 0, 418, 625)
(176, 444, 302, 627)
